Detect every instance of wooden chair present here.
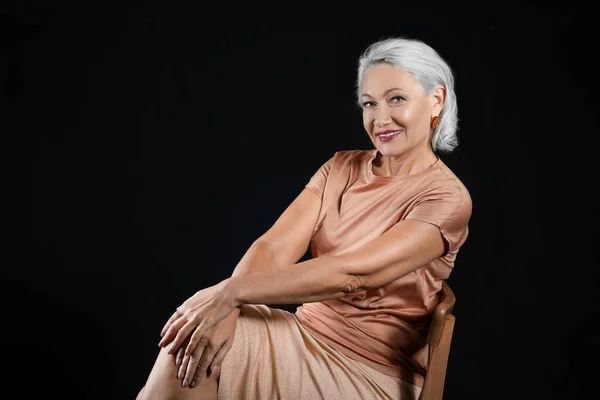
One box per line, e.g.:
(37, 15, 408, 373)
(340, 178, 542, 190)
(419, 281, 456, 400)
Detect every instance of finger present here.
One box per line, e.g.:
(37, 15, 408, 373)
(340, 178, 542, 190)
(184, 327, 206, 356)
(191, 363, 220, 389)
(179, 335, 199, 379)
(181, 349, 203, 387)
(207, 341, 231, 380)
(183, 317, 217, 355)
(177, 335, 195, 380)
(179, 338, 208, 383)
(191, 339, 224, 386)
(185, 338, 213, 386)
(190, 341, 229, 389)
(168, 320, 198, 355)
(175, 347, 185, 367)
(176, 336, 191, 378)
(178, 352, 190, 380)
(159, 311, 182, 343)
(159, 317, 188, 348)
(160, 309, 183, 337)
(209, 364, 221, 381)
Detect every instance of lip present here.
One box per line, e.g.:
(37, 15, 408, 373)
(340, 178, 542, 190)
(376, 130, 401, 136)
(375, 129, 404, 142)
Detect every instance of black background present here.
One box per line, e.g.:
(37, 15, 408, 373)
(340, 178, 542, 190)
(3, 1, 599, 399)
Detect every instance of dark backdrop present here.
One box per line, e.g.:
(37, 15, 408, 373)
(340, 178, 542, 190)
(3, 2, 598, 399)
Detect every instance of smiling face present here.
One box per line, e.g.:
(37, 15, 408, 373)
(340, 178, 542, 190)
(360, 63, 445, 161)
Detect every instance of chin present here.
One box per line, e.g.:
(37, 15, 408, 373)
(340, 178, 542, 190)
(374, 145, 405, 158)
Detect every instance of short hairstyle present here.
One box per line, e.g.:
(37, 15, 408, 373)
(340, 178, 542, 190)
(356, 37, 459, 153)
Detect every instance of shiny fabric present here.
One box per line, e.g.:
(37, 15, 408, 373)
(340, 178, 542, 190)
(295, 149, 472, 387)
(218, 304, 422, 400)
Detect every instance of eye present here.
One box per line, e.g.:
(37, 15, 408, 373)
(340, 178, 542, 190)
(361, 101, 374, 109)
(390, 96, 405, 104)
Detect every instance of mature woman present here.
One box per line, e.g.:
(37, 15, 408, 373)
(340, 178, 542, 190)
(137, 36, 472, 400)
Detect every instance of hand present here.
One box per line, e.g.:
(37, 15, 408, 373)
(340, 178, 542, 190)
(175, 308, 239, 387)
(159, 278, 237, 357)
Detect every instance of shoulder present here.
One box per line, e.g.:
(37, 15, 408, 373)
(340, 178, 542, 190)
(428, 160, 473, 218)
(435, 161, 471, 197)
(307, 150, 370, 184)
(329, 149, 373, 168)
(405, 161, 473, 250)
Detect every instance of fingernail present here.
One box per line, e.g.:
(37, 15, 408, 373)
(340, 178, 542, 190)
(182, 379, 189, 387)
(178, 368, 183, 379)
(190, 381, 196, 388)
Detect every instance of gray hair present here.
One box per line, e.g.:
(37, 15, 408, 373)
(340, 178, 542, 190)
(356, 37, 459, 153)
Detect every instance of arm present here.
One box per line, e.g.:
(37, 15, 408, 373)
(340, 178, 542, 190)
(211, 187, 322, 321)
(227, 219, 446, 306)
(231, 186, 322, 278)
(160, 187, 322, 346)
(162, 187, 323, 387)
(163, 196, 446, 357)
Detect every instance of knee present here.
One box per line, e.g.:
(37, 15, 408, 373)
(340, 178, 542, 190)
(135, 386, 144, 400)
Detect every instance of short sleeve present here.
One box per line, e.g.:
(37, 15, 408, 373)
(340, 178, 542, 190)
(404, 184, 472, 254)
(305, 155, 334, 199)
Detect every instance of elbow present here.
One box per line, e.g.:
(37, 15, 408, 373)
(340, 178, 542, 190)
(340, 274, 367, 294)
(334, 255, 372, 294)
(333, 256, 370, 294)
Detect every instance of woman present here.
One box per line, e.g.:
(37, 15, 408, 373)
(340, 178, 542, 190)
(137, 36, 472, 400)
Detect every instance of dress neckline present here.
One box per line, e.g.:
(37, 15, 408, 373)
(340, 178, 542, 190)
(365, 149, 441, 182)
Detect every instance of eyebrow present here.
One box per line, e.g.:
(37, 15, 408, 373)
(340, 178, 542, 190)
(360, 88, 407, 98)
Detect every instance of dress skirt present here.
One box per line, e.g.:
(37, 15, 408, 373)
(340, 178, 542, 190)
(218, 304, 422, 400)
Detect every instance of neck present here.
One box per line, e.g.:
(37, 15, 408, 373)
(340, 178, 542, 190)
(373, 147, 438, 177)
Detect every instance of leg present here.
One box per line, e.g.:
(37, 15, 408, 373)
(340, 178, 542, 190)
(136, 386, 144, 400)
(137, 346, 218, 400)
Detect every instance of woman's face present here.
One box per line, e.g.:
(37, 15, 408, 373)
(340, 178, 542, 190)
(360, 64, 444, 159)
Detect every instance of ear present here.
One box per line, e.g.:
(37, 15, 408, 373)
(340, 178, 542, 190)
(431, 85, 446, 115)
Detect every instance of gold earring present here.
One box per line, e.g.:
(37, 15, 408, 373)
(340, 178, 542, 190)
(431, 116, 440, 128)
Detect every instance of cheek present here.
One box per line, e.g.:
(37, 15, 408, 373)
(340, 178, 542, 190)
(394, 107, 425, 130)
(362, 112, 376, 133)
(391, 107, 409, 122)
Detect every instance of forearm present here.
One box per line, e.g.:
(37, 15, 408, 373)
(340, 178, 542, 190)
(227, 255, 358, 306)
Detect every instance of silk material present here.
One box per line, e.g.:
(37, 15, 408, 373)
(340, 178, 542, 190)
(295, 149, 472, 387)
(219, 304, 422, 400)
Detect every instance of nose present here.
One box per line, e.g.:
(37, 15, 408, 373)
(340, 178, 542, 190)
(373, 104, 392, 127)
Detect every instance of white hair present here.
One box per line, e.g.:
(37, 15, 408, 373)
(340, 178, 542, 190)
(356, 37, 459, 153)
